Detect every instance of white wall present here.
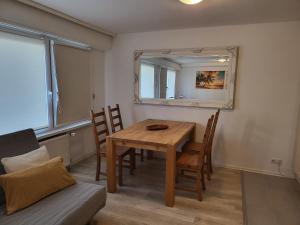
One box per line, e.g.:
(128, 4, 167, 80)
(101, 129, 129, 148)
(105, 21, 300, 177)
(293, 88, 300, 182)
(294, 116, 300, 183)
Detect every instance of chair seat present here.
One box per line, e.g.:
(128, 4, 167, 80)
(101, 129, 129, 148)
(176, 152, 203, 169)
(100, 145, 131, 158)
(183, 141, 203, 152)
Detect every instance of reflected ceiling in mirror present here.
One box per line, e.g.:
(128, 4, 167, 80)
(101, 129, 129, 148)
(134, 47, 238, 109)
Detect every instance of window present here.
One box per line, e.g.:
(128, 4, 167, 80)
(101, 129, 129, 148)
(53, 44, 92, 126)
(140, 64, 155, 98)
(0, 31, 49, 135)
(0, 25, 92, 136)
(166, 69, 176, 99)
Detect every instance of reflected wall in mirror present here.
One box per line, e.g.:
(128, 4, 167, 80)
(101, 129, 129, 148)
(134, 47, 238, 109)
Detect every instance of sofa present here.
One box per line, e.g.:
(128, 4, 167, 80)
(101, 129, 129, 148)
(0, 129, 106, 225)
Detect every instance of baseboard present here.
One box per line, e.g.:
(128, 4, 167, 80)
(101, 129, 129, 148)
(214, 163, 295, 179)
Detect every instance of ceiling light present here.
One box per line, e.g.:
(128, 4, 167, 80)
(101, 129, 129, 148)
(179, 0, 203, 5)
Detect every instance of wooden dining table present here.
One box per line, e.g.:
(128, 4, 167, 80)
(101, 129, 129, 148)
(106, 119, 196, 207)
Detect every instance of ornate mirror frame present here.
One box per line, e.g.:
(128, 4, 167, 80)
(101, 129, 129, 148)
(134, 46, 239, 109)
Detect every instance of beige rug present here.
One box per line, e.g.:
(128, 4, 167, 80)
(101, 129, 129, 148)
(242, 171, 300, 225)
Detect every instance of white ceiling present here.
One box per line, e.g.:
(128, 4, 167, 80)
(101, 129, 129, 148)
(32, 0, 300, 34)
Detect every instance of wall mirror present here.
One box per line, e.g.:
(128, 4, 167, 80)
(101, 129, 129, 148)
(134, 47, 238, 109)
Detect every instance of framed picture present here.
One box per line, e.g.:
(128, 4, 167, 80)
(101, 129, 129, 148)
(196, 71, 226, 89)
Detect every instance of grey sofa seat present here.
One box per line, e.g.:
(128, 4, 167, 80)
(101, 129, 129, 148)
(0, 129, 106, 225)
(0, 182, 106, 225)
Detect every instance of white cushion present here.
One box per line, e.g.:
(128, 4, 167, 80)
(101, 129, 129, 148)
(1, 146, 50, 173)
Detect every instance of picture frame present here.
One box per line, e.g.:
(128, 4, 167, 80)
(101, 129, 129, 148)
(134, 46, 239, 109)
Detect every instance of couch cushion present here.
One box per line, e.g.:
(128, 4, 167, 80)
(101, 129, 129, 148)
(0, 182, 106, 225)
(1, 145, 50, 173)
(0, 129, 40, 206)
(0, 157, 76, 215)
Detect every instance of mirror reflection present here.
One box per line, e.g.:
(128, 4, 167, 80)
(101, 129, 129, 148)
(139, 55, 230, 101)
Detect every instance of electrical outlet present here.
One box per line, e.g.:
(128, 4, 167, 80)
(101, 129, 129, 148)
(271, 159, 282, 165)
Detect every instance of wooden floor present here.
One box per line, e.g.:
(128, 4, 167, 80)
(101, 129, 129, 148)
(71, 155, 244, 225)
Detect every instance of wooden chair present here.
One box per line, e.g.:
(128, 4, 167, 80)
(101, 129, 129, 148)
(206, 109, 220, 173)
(183, 109, 220, 179)
(107, 104, 144, 162)
(90, 108, 135, 185)
(107, 104, 123, 133)
(176, 116, 214, 201)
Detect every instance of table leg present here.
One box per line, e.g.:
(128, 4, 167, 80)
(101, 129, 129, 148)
(191, 125, 196, 142)
(165, 145, 176, 207)
(106, 136, 117, 192)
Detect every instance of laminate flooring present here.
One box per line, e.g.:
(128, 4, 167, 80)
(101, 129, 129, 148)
(71, 156, 243, 225)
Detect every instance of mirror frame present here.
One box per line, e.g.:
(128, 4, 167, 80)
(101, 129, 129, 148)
(134, 46, 239, 109)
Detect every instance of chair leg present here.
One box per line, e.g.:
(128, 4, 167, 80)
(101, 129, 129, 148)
(209, 152, 213, 174)
(95, 151, 100, 181)
(206, 163, 211, 181)
(196, 170, 203, 201)
(118, 158, 123, 186)
(201, 167, 206, 191)
(140, 149, 144, 162)
(130, 149, 135, 175)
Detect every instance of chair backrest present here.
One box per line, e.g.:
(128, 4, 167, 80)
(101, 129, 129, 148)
(199, 116, 214, 161)
(208, 109, 221, 148)
(0, 129, 40, 206)
(90, 109, 110, 151)
(107, 104, 124, 133)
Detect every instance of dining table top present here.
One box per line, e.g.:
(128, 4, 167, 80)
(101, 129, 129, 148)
(110, 119, 196, 146)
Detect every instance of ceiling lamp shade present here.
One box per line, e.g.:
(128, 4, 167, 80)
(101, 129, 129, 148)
(179, 0, 203, 5)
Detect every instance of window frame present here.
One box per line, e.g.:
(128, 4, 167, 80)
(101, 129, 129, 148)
(0, 22, 92, 136)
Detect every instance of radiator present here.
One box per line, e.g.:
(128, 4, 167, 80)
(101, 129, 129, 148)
(39, 134, 70, 166)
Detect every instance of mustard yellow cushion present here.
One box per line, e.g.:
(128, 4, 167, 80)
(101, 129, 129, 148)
(0, 157, 76, 215)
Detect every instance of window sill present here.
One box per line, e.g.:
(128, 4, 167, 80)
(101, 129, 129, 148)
(36, 120, 92, 141)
